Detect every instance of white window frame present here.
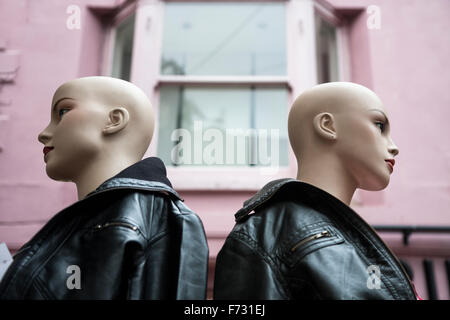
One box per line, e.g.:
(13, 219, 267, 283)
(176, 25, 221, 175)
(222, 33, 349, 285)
(103, 0, 352, 192)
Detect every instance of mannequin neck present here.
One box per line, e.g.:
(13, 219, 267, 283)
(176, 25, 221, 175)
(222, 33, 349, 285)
(296, 153, 357, 206)
(72, 153, 140, 200)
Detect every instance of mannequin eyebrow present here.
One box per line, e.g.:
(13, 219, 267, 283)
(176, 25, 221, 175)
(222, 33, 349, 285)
(368, 109, 390, 126)
(52, 97, 74, 112)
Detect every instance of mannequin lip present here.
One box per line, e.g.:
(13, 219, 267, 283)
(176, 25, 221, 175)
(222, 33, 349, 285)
(385, 159, 395, 166)
(43, 146, 54, 155)
(385, 159, 395, 173)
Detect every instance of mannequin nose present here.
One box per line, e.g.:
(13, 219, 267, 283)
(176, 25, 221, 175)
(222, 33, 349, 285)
(388, 138, 399, 157)
(38, 126, 52, 145)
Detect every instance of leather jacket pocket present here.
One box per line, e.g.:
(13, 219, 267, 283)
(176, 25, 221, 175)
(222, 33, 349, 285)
(92, 221, 140, 233)
(279, 223, 345, 268)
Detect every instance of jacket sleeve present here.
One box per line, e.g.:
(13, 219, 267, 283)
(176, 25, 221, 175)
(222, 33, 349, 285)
(213, 234, 288, 300)
(125, 196, 209, 300)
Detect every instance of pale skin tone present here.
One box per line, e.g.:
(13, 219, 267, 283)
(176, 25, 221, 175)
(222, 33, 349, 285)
(288, 82, 399, 206)
(38, 76, 154, 200)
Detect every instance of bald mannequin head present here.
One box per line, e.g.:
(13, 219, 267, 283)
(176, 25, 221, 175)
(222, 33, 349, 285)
(288, 82, 399, 205)
(38, 76, 154, 199)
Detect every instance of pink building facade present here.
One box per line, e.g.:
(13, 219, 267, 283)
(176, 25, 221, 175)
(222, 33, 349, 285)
(0, 0, 449, 299)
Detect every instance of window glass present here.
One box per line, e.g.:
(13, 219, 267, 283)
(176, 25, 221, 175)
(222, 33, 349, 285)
(315, 13, 339, 83)
(161, 2, 286, 76)
(111, 14, 135, 81)
(157, 86, 289, 166)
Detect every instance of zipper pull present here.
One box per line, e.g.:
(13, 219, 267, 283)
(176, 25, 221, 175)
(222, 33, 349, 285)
(291, 230, 331, 252)
(93, 222, 138, 232)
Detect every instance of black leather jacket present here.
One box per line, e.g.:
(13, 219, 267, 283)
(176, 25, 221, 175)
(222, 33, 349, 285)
(214, 179, 417, 300)
(0, 157, 209, 299)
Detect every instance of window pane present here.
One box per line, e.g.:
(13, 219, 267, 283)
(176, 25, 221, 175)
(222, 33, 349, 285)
(157, 86, 288, 167)
(161, 2, 286, 76)
(315, 14, 339, 83)
(111, 14, 135, 81)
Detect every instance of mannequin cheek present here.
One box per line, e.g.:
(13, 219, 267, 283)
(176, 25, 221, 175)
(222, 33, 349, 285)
(46, 137, 100, 182)
(63, 114, 104, 152)
(51, 127, 102, 173)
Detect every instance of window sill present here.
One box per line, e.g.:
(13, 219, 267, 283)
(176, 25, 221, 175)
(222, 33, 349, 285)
(166, 165, 295, 191)
(156, 75, 292, 90)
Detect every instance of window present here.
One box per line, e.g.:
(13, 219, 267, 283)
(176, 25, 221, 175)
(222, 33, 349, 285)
(111, 14, 135, 81)
(104, 0, 347, 188)
(157, 2, 289, 167)
(315, 12, 339, 83)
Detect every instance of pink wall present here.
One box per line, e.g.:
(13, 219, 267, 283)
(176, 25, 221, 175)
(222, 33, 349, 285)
(325, 0, 450, 226)
(0, 0, 87, 248)
(0, 0, 449, 299)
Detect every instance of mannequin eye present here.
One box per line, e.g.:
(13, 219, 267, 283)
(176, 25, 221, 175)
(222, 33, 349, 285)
(58, 108, 70, 118)
(375, 122, 385, 132)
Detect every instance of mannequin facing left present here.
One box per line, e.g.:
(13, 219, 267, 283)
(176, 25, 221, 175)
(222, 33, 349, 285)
(38, 76, 154, 200)
(0, 76, 209, 300)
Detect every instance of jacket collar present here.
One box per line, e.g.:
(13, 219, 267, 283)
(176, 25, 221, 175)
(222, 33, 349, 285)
(235, 178, 295, 222)
(235, 178, 353, 222)
(86, 157, 183, 201)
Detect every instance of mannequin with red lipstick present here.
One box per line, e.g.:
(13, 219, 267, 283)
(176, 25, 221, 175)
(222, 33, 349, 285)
(289, 82, 397, 206)
(39, 76, 153, 200)
(214, 82, 420, 300)
(0, 76, 209, 300)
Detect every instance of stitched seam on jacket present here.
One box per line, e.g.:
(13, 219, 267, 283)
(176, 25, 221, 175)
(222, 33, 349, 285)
(30, 280, 48, 300)
(324, 216, 402, 299)
(93, 179, 182, 201)
(236, 179, 295, 219)
(124, 241, 149, 300)
(314, 189, 414, 298)
(319, 195, 408, 299)
(22, 217, 83, 297)
(0, 244, 37, 298)
(33, 276, 56, 300)
(147, 230, 169, 249)
(1, 215, 75, 298)
(345, 238, 398, 298)
(171, 198, 200, 217)
(230, 231, 291, 299)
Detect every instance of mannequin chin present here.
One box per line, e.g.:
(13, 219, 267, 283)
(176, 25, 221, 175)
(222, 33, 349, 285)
(288, 82, 399, 206)
(38, 76, 155, 200)
(344, 157, 391, 192)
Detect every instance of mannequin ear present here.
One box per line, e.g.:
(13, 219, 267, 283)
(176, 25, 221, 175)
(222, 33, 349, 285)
(103, 107, 130, 135)
(313, 112, 337, 141)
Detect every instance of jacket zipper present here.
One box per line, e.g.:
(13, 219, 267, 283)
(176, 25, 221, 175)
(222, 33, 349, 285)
(93, 222, 139, 232)
(290, 230, 331, 252)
